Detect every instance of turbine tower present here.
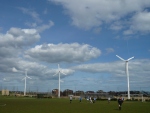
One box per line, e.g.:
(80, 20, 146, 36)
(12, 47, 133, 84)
(116, 55, 134, 99)
(22, 70, 32, 96)
(53, 64, 66, 98)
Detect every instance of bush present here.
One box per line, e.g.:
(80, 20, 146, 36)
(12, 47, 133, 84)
(133, 99, 138, 101)
(145, 99, 150, 102)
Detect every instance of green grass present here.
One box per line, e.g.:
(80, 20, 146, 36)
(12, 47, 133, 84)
(0, 96, 150, 113)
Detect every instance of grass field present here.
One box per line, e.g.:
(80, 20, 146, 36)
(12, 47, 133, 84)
(0, 96, 150, 113)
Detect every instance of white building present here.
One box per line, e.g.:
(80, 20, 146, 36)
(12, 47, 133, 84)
(2, 90, 9, 96)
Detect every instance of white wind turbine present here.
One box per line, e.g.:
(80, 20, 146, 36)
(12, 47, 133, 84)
(116, 55, 134, 99)
(22, 70, 32, 96)
(53, 64, 66, 98)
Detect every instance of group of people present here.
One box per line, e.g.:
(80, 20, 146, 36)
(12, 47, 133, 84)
(70, 96, 83, 103)
(70, 96, 96, 103)
(69, 96, 83, 103)
(70, 95, 124, 110)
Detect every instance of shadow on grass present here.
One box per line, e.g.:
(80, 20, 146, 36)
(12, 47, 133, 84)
(114, 108, 119, 111)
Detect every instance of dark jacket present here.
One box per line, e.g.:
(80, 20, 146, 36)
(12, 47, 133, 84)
(118, 98, 123, 104)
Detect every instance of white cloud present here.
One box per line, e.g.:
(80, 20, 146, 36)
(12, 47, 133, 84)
(3, 78, 7, 81)
(72, 59, 150, 85)
(123, 30, 134, 35)
(49, 0, 150, 30)
(25, 43, 101, 63)
(0, 28, 40, 58)
(0, 47, 18, 57)
(124, 11, 150, 34)
(36, 20, 54, 32)
(0, 56, 74, 80)
(18, 7, 54, 32)
(0, 28, 40, 47)
(105, 48, 114, 54)
(12, 67, 18, 72)
(0, 28, 76, 84)
(110, 21, 124, 31)
(18, 7, 42, 23)
(25, 22, 37, 27)
(73, 61, 125, 76)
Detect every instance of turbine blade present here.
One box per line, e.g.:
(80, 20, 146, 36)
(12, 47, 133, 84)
(53, 72, 59, 76)
(22, 77, 25, 80)
(61, 71, 67, 75)
(116, 55, 125, 61)
(27, 76, 32, 79)
(127, 56, 134, 61)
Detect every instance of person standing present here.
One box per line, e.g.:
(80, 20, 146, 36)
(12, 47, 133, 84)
(79, 96, 82, 102)
(69, 96, 73, 103)
(108, 97, 111, 103)
(90, 96, 93, 103)
(118, 96, 123, 110)
(93, 97, 96, 103)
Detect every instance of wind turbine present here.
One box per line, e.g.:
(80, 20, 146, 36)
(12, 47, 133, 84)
(22, 70, 32, 96)
(116, 55, 134, 99)
(53, 64, 66, 98)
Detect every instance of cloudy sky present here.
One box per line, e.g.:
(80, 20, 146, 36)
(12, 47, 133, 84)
(0, 0, 150, 93)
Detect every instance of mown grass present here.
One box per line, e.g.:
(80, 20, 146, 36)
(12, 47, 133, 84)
(0, 96, 150, 113)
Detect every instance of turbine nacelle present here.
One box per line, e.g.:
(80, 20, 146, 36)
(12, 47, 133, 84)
(53, 64, 67, 76)
(22, 76, 32, 80)
(22, 70, 32, 80)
